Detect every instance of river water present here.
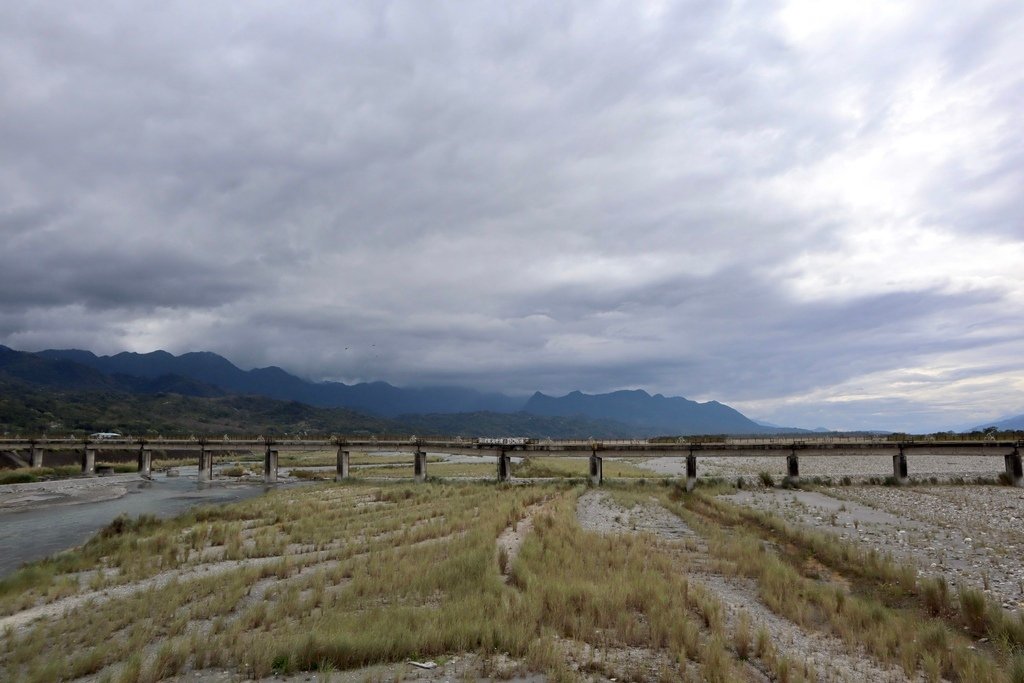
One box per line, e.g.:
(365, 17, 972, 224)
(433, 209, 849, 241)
(0, 473, 276, 578)
(0, 452, 517, 578)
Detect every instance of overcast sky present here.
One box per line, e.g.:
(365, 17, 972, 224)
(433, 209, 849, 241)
(2, 1, 1023, 432)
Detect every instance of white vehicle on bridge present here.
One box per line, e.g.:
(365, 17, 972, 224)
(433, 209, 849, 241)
(89, 432, 122, 439)
(476, 437, 531, 446)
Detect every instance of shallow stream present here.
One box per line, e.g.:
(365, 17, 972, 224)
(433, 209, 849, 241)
(0, 473, 276, 577)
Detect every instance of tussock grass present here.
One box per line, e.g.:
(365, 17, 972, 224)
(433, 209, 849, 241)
(150, 457, 198, 471)
(5, 479, 1020, 681)
(96, 461, 139, 473)
(276, 451, 445, 467)
(0, 483, 549, 679)
(695, 490, 1024, 654)
(288, 468, 332, 480)
(510, 494, 742, 680)
(683, 491, 919, 593)
(921, 575, 949, 616)
(513, 456, 662, 479)
(0, 465, 83, 485)
(0, 481, 745, 681)
(733, 610, 751, 660)
(0, 470, 38, 485)
(275, 450, 337, 467)
(350, 462, 496, 478)
(668, 490, 1021, 681)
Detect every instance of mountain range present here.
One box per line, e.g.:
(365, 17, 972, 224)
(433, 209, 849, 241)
(33, 349, 523, 415)
(524, 390, 764, 434)
(971, 413, 1024, 431)
(2, 345, 808, 436)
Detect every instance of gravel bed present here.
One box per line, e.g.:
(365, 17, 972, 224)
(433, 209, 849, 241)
(0, 473, 141, 510)
(638, 454, 1009, 481)
(724, 486, 1024, 614)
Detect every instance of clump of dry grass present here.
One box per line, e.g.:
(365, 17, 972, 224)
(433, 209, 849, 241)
(359, 462, 497, 478)
(0, 465, 82, 485)
(733, 610, 751, 660)
(96, 462, 139, 473)
(921, 575, 949, 616)
(959, 586, 989, 634)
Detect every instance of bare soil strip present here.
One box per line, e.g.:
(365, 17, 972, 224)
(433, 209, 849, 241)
(496, 499, 554, 580)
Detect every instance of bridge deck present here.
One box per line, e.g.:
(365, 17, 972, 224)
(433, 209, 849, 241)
(0, 437, 1018, 457)
(1, 437, 1020, 487)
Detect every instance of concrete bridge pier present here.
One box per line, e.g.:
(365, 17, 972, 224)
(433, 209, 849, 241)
(589, 452, 603, 485)
(264, 448, 278, 483)
(138, 448, 152, 478)
(336, 448, 350, 481)
(784, 452, 799, 487)
(892, 448, 909, 484)
(81, 446, 96, 476)
(1005, 449, 1023, 487)
(30, 445, 43, 469)
(198, 447, 213, 482)
(497, 450, 512, 482)
(414, 450, 427, 483)
(685, 453, 697, 492)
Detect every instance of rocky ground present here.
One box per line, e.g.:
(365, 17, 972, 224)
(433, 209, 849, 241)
(159, 653, 547, 683)
(724, 485, 1024, 615)
(637, 454, 1009, 482)
(0, 472, 141, 510)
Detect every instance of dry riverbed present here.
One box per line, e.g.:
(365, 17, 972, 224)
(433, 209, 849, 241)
(638, 454, 1010, 482)
(723, 485, 1024, 614)
(0, 473, 142, 511)
(4, 480, 1024, 682)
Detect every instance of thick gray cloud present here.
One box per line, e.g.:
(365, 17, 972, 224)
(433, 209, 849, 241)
(2, 1, 1023, 432)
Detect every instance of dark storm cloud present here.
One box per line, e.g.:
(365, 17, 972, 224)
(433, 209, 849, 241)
(0, 201, 256, 309)
(1, 1, 1022, 431)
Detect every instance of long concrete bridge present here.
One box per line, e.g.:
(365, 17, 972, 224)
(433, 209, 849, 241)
(1, 436, 1021, 488)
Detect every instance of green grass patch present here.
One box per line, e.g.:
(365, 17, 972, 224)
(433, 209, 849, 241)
(0, 471, 38, 484)
(0, 465, 85, 485)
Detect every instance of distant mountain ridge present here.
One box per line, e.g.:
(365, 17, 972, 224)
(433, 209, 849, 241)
(35, 348, 522, 416)
(6, 345, 810, 435)
(971, 413, 1024, 431)
(524, 389, 777, 435)
(0, 346, 644, 437)
(0, 346, 225, 397)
